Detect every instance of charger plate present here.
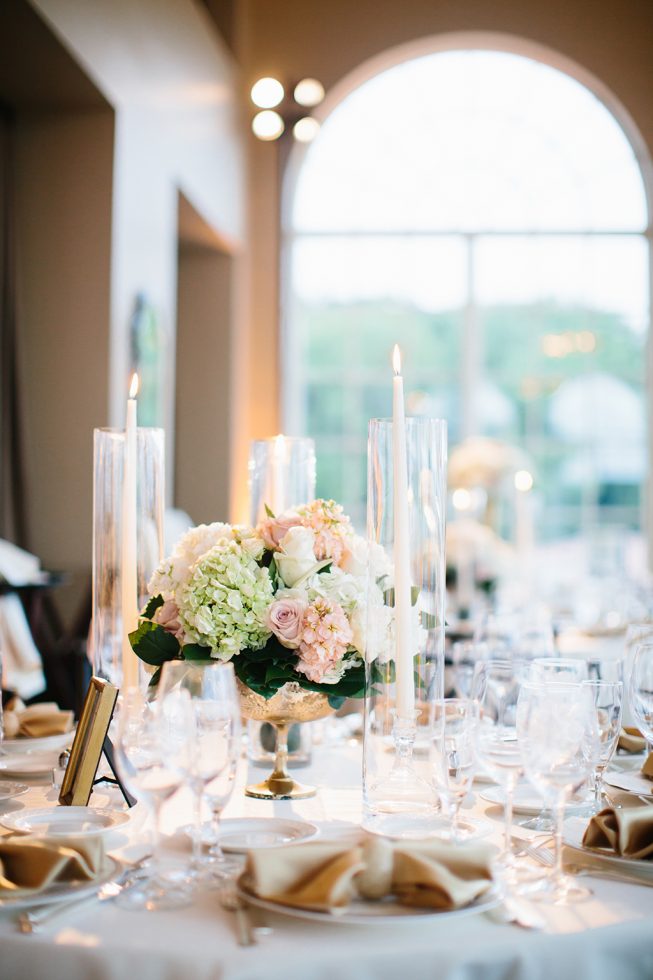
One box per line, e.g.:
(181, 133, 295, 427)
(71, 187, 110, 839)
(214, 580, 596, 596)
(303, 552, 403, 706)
(0, 855, 122, 910)
(563, 816, 653, 879)
(237, 875, 498, 926)
(481, 784, 586, 817)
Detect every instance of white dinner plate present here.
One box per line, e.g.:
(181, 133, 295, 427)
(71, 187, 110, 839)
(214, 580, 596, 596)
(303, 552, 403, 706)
(238, 876, 498, 926)
(563, 816, 653, 879)
(604, 771, 653, 799)
(0, 754, 58, 780)
(480, 784, 587, 817)
(1, 731, 74, 756)
(213, 818, 319, 852)
(0, 806, 131, 838)
(0, 855, 122, 911)
(0, 781, 29, 802)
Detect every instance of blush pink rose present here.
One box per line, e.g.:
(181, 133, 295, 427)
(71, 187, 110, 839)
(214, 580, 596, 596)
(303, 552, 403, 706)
(153, 599, 186, 642)
(266, 597, 307, 649)
(257, 513, 302, 551)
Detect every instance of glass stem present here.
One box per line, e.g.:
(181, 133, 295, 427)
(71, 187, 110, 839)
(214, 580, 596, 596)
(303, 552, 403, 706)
(553, 796, 565, 885)
(594, 768, 604, 812)
(503, 779, 515, 860)
(209, 804, 225, 862)
(192, 784, 203, 869)
(150, 798, 163, 880)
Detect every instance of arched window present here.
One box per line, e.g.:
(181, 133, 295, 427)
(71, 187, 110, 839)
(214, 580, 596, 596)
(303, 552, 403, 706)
(284, 47, 649, 551)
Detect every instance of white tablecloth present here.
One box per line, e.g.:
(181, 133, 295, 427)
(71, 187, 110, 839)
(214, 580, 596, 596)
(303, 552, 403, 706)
(1, 741, 653, 980)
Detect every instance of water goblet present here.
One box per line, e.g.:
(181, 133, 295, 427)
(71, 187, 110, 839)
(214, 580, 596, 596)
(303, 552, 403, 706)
(471, 659, 524, 866)
(431, 698, 479, 842)
(114, 688, 194, 910)
(517, 681, 599, 903)
(158, 661, 240, 882)
(581, 679, 622, 814)
(203, 731, 242, 880)
(628, 642, 653, 753)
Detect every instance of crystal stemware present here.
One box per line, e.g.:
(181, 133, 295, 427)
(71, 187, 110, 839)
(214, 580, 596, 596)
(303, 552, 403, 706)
(581, 679, 622, 814)
(158, 661, 240, 882)
(472, 659, 523, 866)
(628, 642, 653, 753)
(114, 688, 194, 910)
(431, 698, 479, 842)
(517, 681, 598, 903)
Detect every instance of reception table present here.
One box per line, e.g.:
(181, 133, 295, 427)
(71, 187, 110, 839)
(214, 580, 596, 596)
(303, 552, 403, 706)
(1, 738, 653, 980)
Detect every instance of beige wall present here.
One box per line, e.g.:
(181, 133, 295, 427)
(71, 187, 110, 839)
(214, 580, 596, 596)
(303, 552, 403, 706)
(15, 108, 114, 573)
(239, 0, 653, 443)
(30, 0, 248, 510)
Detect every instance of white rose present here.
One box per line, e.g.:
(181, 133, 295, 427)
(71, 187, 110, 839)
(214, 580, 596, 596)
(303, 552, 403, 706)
(276, 526, 318, 588)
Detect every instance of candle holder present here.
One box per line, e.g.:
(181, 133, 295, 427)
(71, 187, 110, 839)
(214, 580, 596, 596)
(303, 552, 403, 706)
(363, 417, 447, 838)
(248, 436, 316, 523)
(91, 427, 165, 687)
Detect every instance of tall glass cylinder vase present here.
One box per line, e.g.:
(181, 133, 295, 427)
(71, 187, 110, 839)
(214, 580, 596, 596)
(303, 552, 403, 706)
(91, 427, 165, 687)
(363, 417, 447, 837)
(248, 436, 316, 523)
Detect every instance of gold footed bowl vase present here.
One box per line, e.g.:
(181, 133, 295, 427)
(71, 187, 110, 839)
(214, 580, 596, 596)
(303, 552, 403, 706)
(237, 680, 334, 800)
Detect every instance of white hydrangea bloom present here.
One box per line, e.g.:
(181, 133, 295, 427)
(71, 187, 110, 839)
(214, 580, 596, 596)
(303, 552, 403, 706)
(149, 522, 233, 598)
(176, 540, 273, 659)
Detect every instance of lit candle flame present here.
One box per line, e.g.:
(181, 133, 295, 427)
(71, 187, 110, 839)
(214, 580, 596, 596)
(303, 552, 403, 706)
(129, 372, 139, 399)
(392, 344, 402, 376)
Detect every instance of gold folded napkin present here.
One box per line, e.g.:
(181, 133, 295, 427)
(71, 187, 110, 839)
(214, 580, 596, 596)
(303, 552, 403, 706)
(641, 754, 653, 780)
(245, 836, 494, 913)
(0, 834, 109, 898)
(3, 702, 74, 739)
(582, 807, 653, 860)
(618, 727, 648, 754)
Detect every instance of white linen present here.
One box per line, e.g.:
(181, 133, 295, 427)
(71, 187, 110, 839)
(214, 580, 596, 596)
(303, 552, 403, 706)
(0, 539, 42, 586)
(1, 745, 653, 980)
(0, 594, 46, 699)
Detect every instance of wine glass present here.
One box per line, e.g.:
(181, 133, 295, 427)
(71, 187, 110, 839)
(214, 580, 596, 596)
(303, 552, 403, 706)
(471, 659, 524, 865)
(517, 681, 599, 903)
(204, 732, 241, 880)
(581, 679, 622, 814)
(158, 661, 240, 882)
(431, 698, 479, 842)
(629, 642, 653, 753)
(114, 688, 194, 910)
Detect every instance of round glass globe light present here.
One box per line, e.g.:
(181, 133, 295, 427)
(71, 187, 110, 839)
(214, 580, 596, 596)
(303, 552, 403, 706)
(293, 116, 320, 143)
(293, 78, 325, 108)
(251, 77, 284, 109)
(252, 110, 285, 141)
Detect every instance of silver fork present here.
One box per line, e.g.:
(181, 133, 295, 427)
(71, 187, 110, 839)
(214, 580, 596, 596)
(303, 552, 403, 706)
(16, 854, 152, 934)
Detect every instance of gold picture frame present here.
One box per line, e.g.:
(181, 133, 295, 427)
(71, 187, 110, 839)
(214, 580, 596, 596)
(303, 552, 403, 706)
(59, 676, 119, 806)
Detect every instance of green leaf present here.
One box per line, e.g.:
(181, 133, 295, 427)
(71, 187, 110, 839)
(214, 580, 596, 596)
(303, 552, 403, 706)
(383, 586, 420, 607)
(142, 594, 164, 619)
(327, 695, 346, 711)
(264, 504, 276, 518)
(268, 556, 279, 589)
(148, 666, 162, 690)
(129, 621, 179, 666)
(181, 644, 215, 663)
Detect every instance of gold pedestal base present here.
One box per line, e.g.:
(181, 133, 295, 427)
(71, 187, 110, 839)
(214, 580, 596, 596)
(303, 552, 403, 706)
(245, 778, 317, 801)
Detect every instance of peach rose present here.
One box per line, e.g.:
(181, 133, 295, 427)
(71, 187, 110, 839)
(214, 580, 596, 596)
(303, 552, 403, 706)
(266, 597, 307, 649)
(153, 599, 186, 642)
(257, 513, 302, 551)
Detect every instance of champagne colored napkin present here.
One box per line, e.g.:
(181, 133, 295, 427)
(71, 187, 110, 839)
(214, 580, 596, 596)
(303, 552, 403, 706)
(245, 836, 494, 913)
(582, 807, 653, 860)
(0, 834, 109, 898)
(618, 727, 647, 754)
(3, 702, 74, 739)
(641, 754, 653, 780)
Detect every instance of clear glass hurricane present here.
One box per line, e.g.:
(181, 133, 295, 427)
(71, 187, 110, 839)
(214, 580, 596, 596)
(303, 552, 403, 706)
(431, 698, 480, 842)
(157, 661, 241, 883)
(517, 681, 599, 903)
(114, 688, 194, 910)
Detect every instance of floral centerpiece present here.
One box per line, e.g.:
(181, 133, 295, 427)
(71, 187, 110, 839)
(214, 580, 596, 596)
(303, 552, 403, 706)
(130, 499, 384, 709)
